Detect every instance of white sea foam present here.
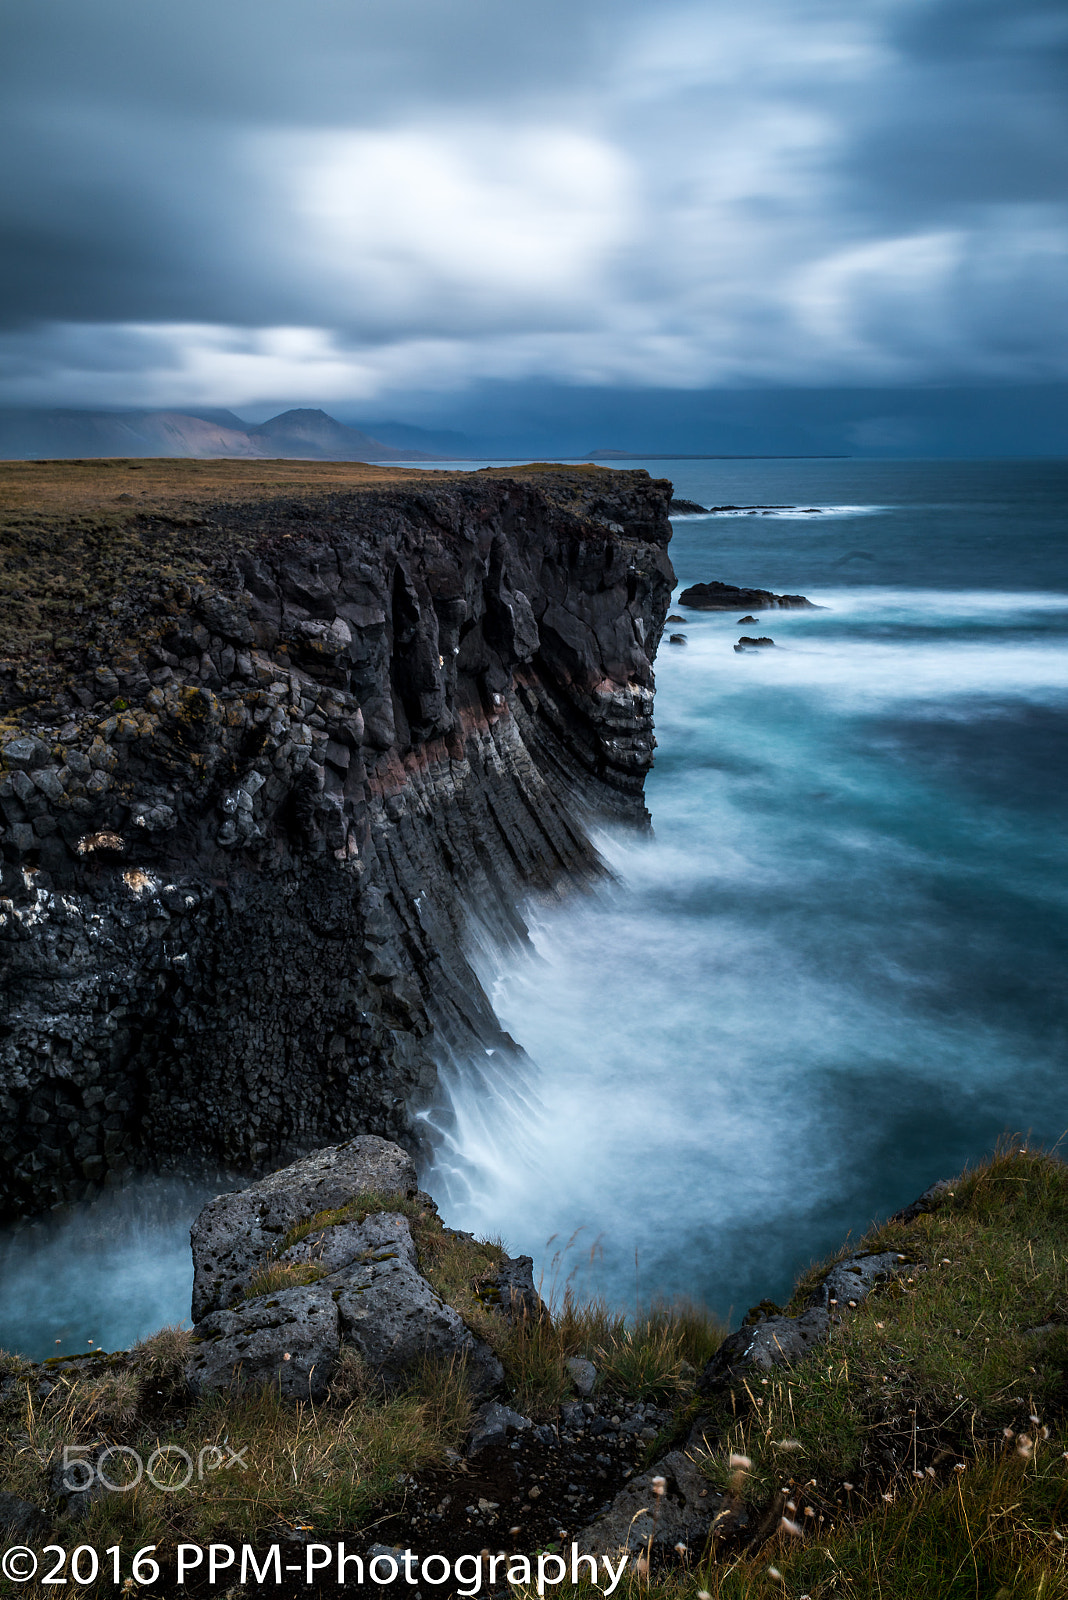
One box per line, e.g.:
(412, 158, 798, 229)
(0, 1179, 208, 1359)
(665, 591, 1068, 715)
(427, 580, 1068, 1315)
(677, 504, 885, 520)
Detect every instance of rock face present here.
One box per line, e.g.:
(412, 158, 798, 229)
(699, 1251, 906, 1388)
(678, 580, 821, 610)
(186, 1136, 505, 1402)
(0, 467, 674, 1216)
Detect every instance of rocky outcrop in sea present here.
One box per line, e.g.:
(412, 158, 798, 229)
(677, 580, 822, 610)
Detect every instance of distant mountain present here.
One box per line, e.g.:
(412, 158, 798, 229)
(123, 411, 267, 458)
(0, 406, 443, 462)
(350, 419, 474, 457)
(247, 408, 436, 461)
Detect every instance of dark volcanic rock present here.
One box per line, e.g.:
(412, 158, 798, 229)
(737, 614, 759, 624)
(0, 1490, 46, 1538)
(734, 636, 775, 651)
(668, 498, 707, 516)
(188, 1284, 342, 1402)
(678, 579, 822, 610)
(190, 1135, 416, 1320)
(467, 1400, 533, 1456)
(186, 1138, 505, 1400)
(329, 1241, 503, 1396)
(0, 468, 674, 1216)
(701, 1251, 907, 1389)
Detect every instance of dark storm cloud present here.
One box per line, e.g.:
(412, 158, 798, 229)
(0, 0, 1065, 407)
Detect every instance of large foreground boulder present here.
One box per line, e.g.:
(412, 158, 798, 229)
(186, 1139, 504, 1401)
(191, 1135, 417, 1320)
(188, 1285, 342, 1403)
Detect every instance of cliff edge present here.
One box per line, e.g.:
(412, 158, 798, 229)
(0, 460, 674, 1217)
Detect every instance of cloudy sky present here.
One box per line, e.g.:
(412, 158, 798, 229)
(1, 0, 1067, 424)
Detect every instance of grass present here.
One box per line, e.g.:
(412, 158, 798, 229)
(673, 1140, 1068, 1596)
(241, 1259, 329, 1299)
(277, 1187, 430, 1253)
(0, 1340, 475, 1558)
(273, 1187, 722, 1416)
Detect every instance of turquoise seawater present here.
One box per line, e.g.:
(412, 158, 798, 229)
(427, 458, 1068, 1319)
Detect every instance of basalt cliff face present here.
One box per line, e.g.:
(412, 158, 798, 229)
(0, 462, 674, 1217)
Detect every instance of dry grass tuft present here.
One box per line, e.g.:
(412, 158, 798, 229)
(242, 1260, 328, 1299)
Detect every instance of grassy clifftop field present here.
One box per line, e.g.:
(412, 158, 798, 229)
(2, 1143, 1067, 1597)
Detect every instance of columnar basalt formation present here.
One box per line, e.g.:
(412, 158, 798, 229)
(0, 462, 674, 1217)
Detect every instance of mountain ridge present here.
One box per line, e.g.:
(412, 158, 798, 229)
(0, 405, 444, 462)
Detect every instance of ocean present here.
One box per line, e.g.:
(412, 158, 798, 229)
(1, 457, 1065, 1354)
(426, 457, 1068, 1320)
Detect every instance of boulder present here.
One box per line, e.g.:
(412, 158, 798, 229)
(279, 1209, 417, 1274)
(667, 499, 708, 516)
(580, 1449, 721, 1556)
(892, 1178, 957, 1225)
(566, 1355, 597, 1396)
(467, 1400, 533, 1456)
(814, 1252, 906, 1310)
(479, 1252, 546, 1323)
(187, 1284, 341, 1402)
(0, 1490, 46, 1538)
(329, 1238, 503, 1396)
(47, 1448, 111, 1521)
(191, 1136, 417, 1319)
(734, 636, 775, 652)
(679, 581, 822, 611)
(187, 1143, 503, 1400)
(704, 1306, 829, 1379)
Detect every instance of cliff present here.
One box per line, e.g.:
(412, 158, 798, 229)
(0, 459, 674, 1217)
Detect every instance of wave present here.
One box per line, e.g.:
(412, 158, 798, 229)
(676, 504, 885, 520)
